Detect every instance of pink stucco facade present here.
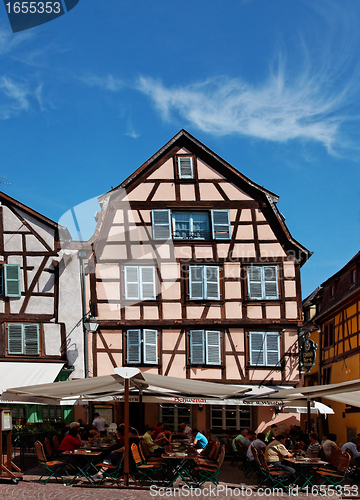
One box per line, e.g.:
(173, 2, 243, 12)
(84, 131, 309, 434)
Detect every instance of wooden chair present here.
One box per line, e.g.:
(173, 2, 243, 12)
(252, 448, 293, 494)
(34, 441, 68, 485)
(52, 435, 59, 453)
(94, 453, 124, 484)
(131, 443, 165, 484)
(315, 452, 351, 489)
(44, 437, 53, 458)
(192, 444, 226, 486)
(138, 439, 166, 465)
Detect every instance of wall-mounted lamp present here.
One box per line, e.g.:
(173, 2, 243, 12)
(198, 404, 204, 412)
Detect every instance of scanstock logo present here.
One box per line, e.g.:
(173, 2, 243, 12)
(3, 0, 80, 33)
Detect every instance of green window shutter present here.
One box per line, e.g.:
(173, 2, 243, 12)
(247, 266, 263, 299)
(189, 266, 204, 300)
(143, 329, 158, 364)
(4, 264, 21, 297)
(178, 157, 193, 179)
(190, 330, 205, 364)
(266, 333, 280, 366)
(8, 323, 23, 354)
(211, 210, 231, 240)
(127, 329, 141, 364)
(24, 324, 40, 355)
(124, 266, 139, 300)
(206, 331, 221, 365)
(249, 332, 265, 366)
(205, 266, 220, 300)
(152, 209, 171, 240)
(140, 267, 156, 300)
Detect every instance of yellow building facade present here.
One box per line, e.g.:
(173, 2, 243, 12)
(303, 252, 360, 444)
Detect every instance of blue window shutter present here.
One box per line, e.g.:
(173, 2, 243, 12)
(247, 266, 263, 299)
(266, 333, 280, 366)
(211, 210, 231, 240)
(127, 330, 141, 364)
(178, 157, 193, 179)
(206, 331, 221, 365)
(264, 266, 279, 299)
(189, 266, 204, 300)
(4, 264, 21, 297)
(152, 209, 171, 240)
(143, 329, 158, 364)
(8, 323, 23, 354)
(205, 266, 220, 300)
(24, 324, 40, 355)
(124, 267, 139, 300)
(190, 330, 205, 364)
(140, 267, 156, 300)
(249, 332, 265, 366)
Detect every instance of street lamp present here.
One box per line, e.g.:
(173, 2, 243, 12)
(83, 310, 99, 378)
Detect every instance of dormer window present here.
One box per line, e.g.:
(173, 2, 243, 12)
(177, 156, 193, 179)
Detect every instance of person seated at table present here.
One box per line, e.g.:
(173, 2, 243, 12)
(154, 422, 163, 436)
(265, 434, 295, 475)
(246, 432, 266, 462)
(232, 429, 248, 452)
(265, 424, 277, 444)
(57, 427, 82, 455)
(341, 437, 360, 465)
(91, 425, 139, 480)
(305, 432, 322, 457)
(322, 433, 340, 459)
(192, 428, 208, 450)
(143, 427, 164, 455)
(177, 422, 192, 440)
(242, 430, 256, 449)
(64, 421, 81, 437)
(155, 425, 172, 447)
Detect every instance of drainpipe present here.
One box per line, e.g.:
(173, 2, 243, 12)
(78, 250, 88, 378)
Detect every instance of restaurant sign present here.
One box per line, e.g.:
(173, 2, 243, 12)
(299, 332, 317, 373)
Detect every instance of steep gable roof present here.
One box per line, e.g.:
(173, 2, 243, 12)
(98, 130, 311, 265)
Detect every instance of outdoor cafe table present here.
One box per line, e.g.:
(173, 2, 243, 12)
(161, 446, 199, 488)
(63, 449, 103, 485)
(285, 457, 328, 492)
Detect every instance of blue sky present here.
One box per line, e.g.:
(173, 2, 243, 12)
(0, 0, 360, 298)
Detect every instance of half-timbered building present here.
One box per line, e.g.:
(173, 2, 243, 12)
(0, 192, 83, 423)
(84, 130, 310, 434)
(303, 251, 360, 443)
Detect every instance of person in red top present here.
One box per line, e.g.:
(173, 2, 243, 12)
(58, 427, 82, 454)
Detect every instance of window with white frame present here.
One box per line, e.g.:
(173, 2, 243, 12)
(249, 331, 280, 367)
(124, 266, 156, 301)
(126, 329, 158, 364)
(160, 403, 192, 432)
(1, 264, 21, 297)
(189, 266, 220, 300)
(7, 323, 40, 355)
(211, 405, 251, 431)
(177, 157, 193, 179)
(152, 209, 231, 241)
(189, 330, 221, 365)
(247, 266, 279, 300)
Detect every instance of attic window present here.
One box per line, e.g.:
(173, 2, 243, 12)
(177, 157, 193, 179)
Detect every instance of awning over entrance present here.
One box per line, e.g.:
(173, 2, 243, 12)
(0, 362, 64, 404)
(282, 401, 334, 415)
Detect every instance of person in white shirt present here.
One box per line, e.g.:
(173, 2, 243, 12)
(92, 412, 108, 436)
(322, 433, 340, 459)
(342, 437, 360, 465)
(179, 422, 192, 440)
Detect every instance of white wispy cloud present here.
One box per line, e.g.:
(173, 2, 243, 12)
(0, 77, 31, 119)
(80, 74, 124, 92)
(136, 63, 355, 152)
(0, 27, 34, 56)
(136, 2, 360, 153)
